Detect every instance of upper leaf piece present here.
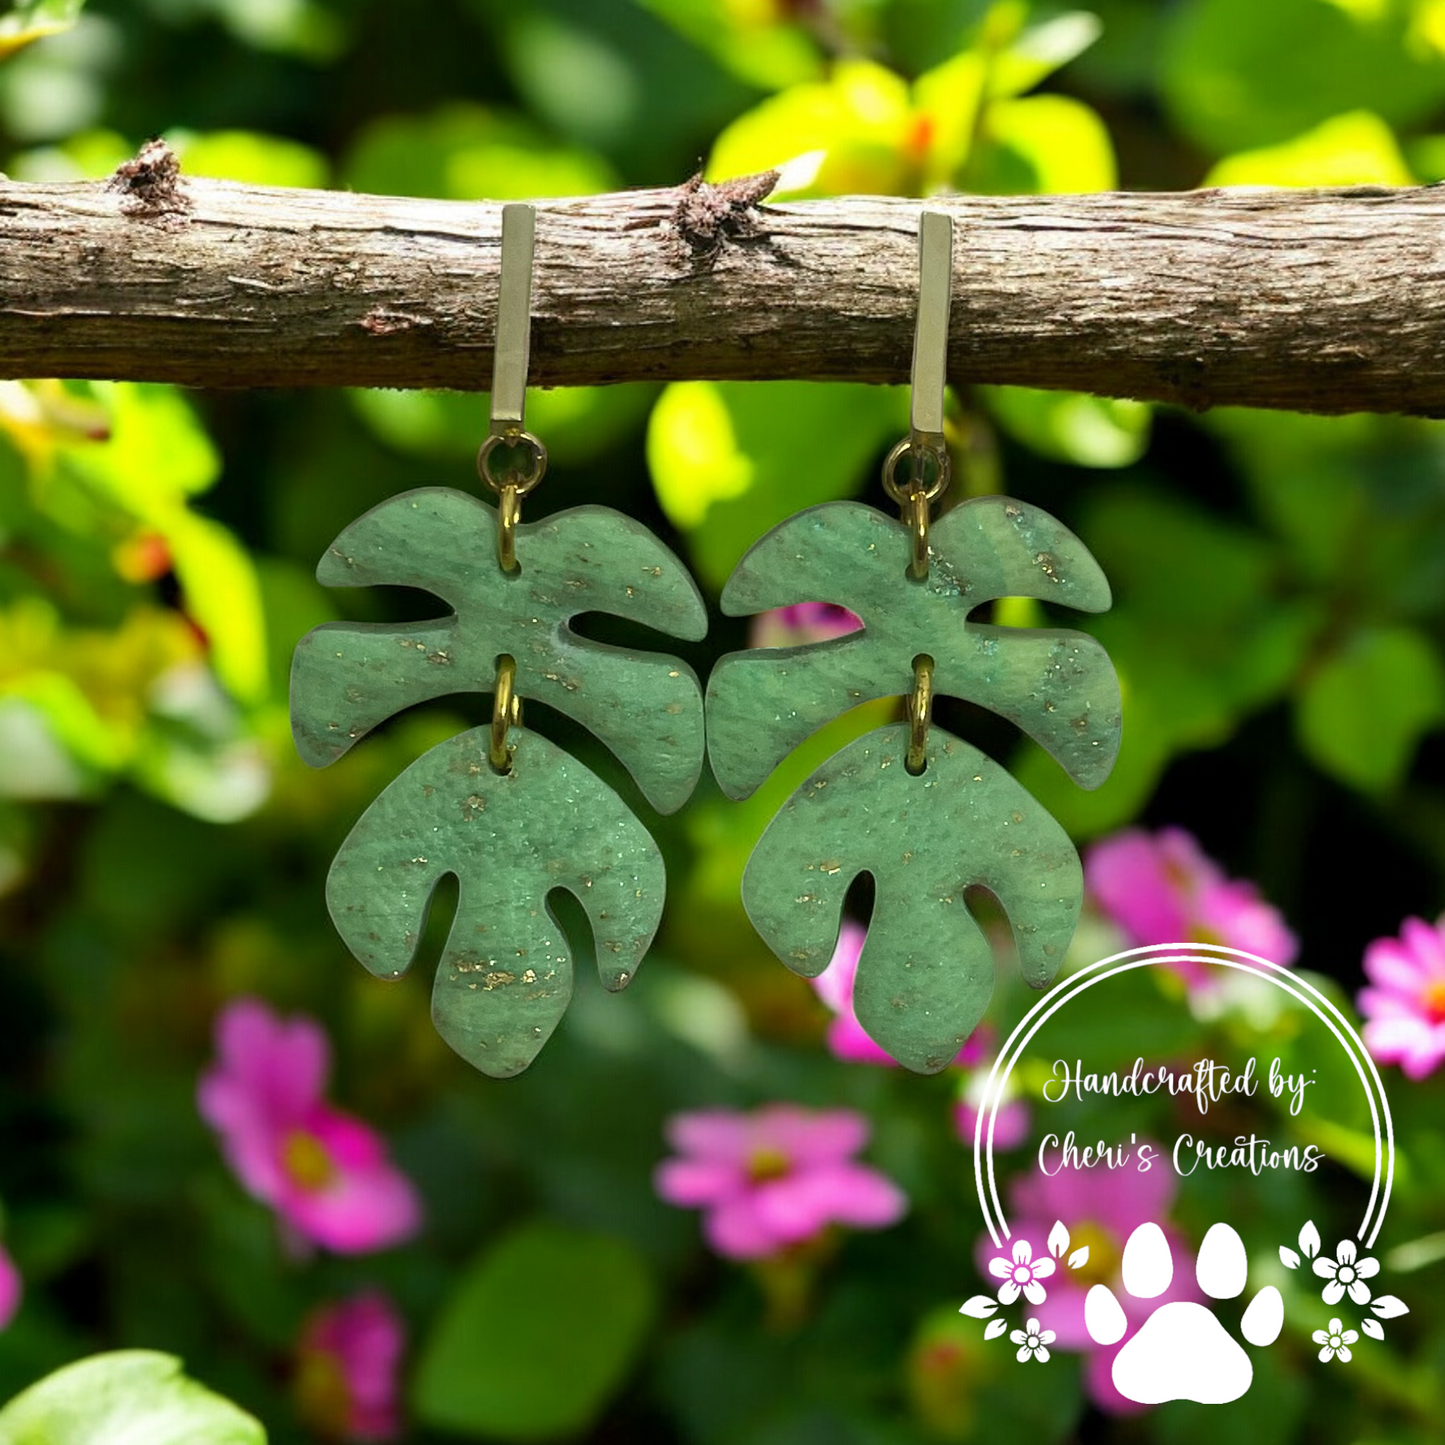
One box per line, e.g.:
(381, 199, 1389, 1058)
(707, 498, 1119, 800)
(292, 489, 708, 814)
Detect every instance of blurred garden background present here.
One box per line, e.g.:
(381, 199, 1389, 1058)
(2, 0, 1445, 1440)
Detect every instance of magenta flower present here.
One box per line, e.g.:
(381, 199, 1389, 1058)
(749, 602, 862, 650)
(1085, 827, 1297, 991)
(809, 921, 895, 1065)
(655, 1104, 907, 1259)
(1358, 915, 1445, 1080)
(954, 1066, 1030, 1152)
(811, 922, 988, 1072)
(0, 1241, 19, 1332)
(295, 1291, 405, 1441)
(197, 997, 421, 1254)
(976, 1146, 1198, 1414)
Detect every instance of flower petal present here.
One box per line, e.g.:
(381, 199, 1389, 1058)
(1347, 1279, 1373, 1306)
(1311, 1329, 1329, 1346)
(1355, 1255, 1380, 1279)
(1335, 1345, 1352, 1363)
(1318, 1345, 1336, 1364)
(655, 1158, 741, 1208)
(1016, 1345, 1033, 1363)
(1031, 1256, 1056, 1280)
(1012, 1239, 1034, 1266)
(1322, 1280, 1345, 1306)
(1312, 1256, 1339, 1280)
(1033, 1345, 1051, 1363)
(997, 1281, 1021, 1306)
(989, 1256, 1015, 1280)
(1023, 1280, 1048, 1306)
(1010, 1329, 1028, 1346)
(1336, 1240, 1357, 1266)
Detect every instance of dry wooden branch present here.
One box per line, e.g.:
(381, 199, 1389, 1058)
(3, 170, 1445, 416)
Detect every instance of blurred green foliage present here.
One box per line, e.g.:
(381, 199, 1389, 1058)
(0, 0, 1444, 1441)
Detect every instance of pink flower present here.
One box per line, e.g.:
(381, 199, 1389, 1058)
(811, 922, 986, 1070)
(976, 1147, 1198, 1414)
(954, 1069, 1030, 1152)
(1085, 827, 1297, 992)
(749, 603, 862, 649)
(655, 1104, 907, 1259)
(1358, 915, 1445, 1079)
(0, 1242, 20, 1331)
(295, 1291, 405, 1441)
(197, 997, 421, 1254)
(810, 921, 895, 1065)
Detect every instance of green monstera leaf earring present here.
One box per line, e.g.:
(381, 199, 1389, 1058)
(706, 212, 1121, 1074)
(291, 206, 706, 1077)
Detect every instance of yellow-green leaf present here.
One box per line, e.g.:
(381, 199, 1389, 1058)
(1296, 625, 1445, 792)
(707, 59, 914, 197)
(985, 387, 1148, 467)
(1205, 110, 1414, 187)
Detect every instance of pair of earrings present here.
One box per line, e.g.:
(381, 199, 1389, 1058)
(290, 205, 1121, 1080)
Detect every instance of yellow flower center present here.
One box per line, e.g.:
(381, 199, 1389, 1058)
(283, 1130, 335, 1192)
(748, 1147, 791, 1183)
(294, 1349, 351, 1437)
(1065, 1221, 1121, 1289)
(1422, 979, 1445, 1024)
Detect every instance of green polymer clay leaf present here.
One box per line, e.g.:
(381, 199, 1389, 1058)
(0, 1351, 265, 1445)
(326, 726, 664, 1078)
(707, 498, 1119, 800)
(291, 489, 707, 815)
(743, 723, 1081, 1074)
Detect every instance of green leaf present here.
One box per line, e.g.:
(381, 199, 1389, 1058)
(293, 492, 707, 1074)
(987, 10, 1104, 99)
(165, 129, 329, 188)
(638, 0, 822, 90)
(343, 103, 615, 200)
(972, 93, 1117, 193)
(708, 497, 1118, 800)
(0, 0, 83, 61)
(647, 381, 900, 589)
(1296, 626, 1445, 793)
(1205, 110, 1413, 187)
(350, 382, 654, 469)
(413, 1223, 656, 1440)
(0, 1351, 265, 1445)
(706, 58, 914, 197)
(985, 388, 1147, 466)
(1160, 0, 1445, 155)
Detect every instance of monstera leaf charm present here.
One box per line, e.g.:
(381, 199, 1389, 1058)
(292, 488, 707, 1076)
(707, 497, 1120, 1073)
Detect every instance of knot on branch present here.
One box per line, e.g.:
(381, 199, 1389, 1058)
(669, 170, 779, 268)
(107, 139, 190, 221)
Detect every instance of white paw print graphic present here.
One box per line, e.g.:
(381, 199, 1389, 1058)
(1083, 1222, 1283, 1405)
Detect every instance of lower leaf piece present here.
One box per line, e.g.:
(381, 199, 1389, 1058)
(742, 723, 1080, 1073)
(327, 727, 664, 1077)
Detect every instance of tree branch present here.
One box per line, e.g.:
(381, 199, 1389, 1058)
(3, 172, 1444, 416)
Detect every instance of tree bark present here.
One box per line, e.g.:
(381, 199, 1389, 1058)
(3, 172, 1444, 416)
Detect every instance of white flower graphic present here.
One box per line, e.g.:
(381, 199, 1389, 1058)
(1312, 1240, 1378, 1307)
(1312, 1318, 1358, 1363)
(989, 1238, 1056, 1305)
(1011, 1317, 1054, 1363)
